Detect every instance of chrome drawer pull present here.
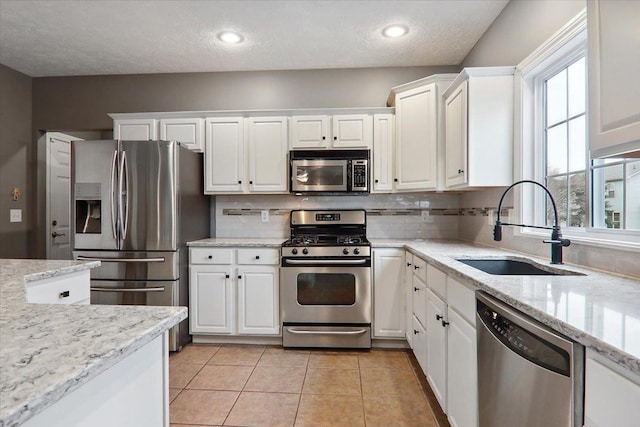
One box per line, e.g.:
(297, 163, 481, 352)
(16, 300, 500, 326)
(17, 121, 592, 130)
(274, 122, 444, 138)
(287, 328, 368, 335)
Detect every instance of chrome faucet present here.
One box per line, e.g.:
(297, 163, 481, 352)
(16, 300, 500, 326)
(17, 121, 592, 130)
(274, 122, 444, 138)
(493, 180, 571, 264)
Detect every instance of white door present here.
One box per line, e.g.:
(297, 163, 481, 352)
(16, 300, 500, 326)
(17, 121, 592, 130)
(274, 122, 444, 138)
(189, 265, 233, 334)
(426, 288, 447, 412)
(372, 114, 395, 193)
(332, 114, 373, 148)
(445, 82, 468, 188)
(237, 265, 279, 335)
(405, 252, 414, 345)
(204, 117, 245, 193)
(373, 249, 405, 338)
(247, 117, 288, 193)
(290, 115, 330, 149)
(159, 118, 204, 152)
(113, 119, 158, 140)
(412, 315, 427, 373)
(447, 308, 477, 427)
(46, 132, 82, 259)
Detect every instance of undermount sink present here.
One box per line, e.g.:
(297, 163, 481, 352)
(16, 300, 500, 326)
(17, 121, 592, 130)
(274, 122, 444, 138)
(456, 258, 585, 276)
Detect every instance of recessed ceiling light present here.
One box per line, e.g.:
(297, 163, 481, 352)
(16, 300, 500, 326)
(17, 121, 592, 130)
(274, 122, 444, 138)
(217, 31, 244, 44)
(382, 25, 409, 38)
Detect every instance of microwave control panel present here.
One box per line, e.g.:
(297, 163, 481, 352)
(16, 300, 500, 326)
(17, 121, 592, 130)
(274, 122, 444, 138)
(351, 160, 368, 191)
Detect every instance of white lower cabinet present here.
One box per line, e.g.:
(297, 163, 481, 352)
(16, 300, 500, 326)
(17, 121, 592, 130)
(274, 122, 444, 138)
(412, 315, 427, 373)
(189, 247, 280, 336)
(25, 269, 91, 305)
(425, 288, 447, 411)
(373, 249, 405, 338)
(585, 353, 640, 427)
(446, 307, 477, 427)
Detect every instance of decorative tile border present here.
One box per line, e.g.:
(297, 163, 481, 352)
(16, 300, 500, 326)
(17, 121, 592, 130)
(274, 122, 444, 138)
(222, 207, 512, 217)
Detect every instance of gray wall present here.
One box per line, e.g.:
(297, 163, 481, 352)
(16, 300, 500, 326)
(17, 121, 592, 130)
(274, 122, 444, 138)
(462, 0, 585, 67)
(0, 64, 33, 258)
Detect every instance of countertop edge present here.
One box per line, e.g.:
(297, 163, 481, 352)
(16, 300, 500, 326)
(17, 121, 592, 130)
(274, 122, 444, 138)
(22, 260, 101, 282)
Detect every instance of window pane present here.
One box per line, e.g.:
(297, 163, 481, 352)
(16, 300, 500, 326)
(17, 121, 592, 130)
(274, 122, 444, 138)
(568, 57, 586, 116)
(568, 116, 586, 172)
(569, 172, 586, 227)
(625, 161, 640, 230)
(547, 175, 568, 227)
(593, 164, 624, 229)
(546, 69, 567, 126)
(547, 123, 567, 175)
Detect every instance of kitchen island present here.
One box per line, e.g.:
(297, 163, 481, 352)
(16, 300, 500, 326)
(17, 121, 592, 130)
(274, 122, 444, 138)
(0, 259, 187, 427)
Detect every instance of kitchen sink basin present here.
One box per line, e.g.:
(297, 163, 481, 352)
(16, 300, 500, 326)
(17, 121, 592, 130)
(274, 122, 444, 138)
(456, 258, 585, 276)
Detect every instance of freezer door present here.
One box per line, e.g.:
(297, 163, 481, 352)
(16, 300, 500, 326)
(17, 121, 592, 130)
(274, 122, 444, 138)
(119, 140, 179, 251)
(74, 250, 179, 280)
(90, 279, 178, 306)
(71, 140, 120, 250)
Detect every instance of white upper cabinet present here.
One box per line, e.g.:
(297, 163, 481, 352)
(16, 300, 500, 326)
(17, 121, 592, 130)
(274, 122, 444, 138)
(443, 67, 515, 189)
(247, 117, 288, 193)
(114, 118, 158, 141)
(587, 0, 640, 158)
(290, 114, 373, 149)
(372, 114, 395, 193)
(204, 117, 245, 193)
(159, 118, 205, 152)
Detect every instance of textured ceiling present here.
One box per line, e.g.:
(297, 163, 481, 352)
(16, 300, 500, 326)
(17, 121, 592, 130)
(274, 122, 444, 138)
(0, 0, 509, 77)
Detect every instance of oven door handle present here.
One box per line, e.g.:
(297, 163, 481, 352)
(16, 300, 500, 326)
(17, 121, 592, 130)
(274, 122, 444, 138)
(283, 258, 368, 265)
(286, 328, 368, 335)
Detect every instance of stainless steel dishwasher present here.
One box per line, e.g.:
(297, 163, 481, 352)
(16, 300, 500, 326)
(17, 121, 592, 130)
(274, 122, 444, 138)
(476, 292, 584, 427)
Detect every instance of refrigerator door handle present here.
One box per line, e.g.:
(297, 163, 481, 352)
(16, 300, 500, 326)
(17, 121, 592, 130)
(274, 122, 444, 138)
(118, 150, 129, 240)
(91, 287, 166, 293)
(110, 149, 118, 240)
(76, 255, 166, 263)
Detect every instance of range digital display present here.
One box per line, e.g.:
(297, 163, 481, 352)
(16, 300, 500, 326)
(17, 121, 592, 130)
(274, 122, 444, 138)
(316, 213, 340, 221)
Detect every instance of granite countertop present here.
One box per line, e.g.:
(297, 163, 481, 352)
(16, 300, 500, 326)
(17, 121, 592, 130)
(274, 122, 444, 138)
(370, 239, 640, 378)
(0, 259, 187, 427)
(187, 237, 284, 247)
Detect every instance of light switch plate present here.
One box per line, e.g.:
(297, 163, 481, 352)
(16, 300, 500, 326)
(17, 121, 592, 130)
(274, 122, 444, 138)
(10, 209, 22, 223)
(261, 210, 269, 222)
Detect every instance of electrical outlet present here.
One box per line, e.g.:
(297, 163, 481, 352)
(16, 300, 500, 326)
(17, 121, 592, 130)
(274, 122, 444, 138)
(10, 209, 22, 223)
(421, 210, 432, 223)
(261, 210, 269, 222)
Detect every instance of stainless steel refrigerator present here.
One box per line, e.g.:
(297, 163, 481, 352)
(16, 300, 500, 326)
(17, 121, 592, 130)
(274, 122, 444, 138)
(71, 140, 209, 351)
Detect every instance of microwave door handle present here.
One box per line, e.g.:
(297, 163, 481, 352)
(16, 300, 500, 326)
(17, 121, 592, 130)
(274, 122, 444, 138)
(110, 149, 118, 240)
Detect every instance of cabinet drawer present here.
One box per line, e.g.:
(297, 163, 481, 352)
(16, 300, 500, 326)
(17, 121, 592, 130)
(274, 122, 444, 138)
(427, 264, 447, 299)
(237, 248, 279, 265)
(190, 248, 233, 264)
(26, 271, 90, 305)
(413, 256, 428, 283)
(447, 277, 476, 326)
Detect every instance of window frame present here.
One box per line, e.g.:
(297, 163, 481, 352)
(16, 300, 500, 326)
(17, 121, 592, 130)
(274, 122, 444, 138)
(513, 9, 640, 251)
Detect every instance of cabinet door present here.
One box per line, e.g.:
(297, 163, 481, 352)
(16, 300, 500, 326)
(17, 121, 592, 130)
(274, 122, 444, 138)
(412, 315, 427, 373)
(237, 265, 279, 335)
(373, 249, 405, 338)
(445, 81, 467, 188)
(372, 114, 395, 193)
(290, 115, 329, 149)
(159, 118, 204, 152)
(405, 252, 414, 345)
(247, 117, 288, 193)
(587, 0, 640, 158)
(332, 114, 373, 148)
(447, 308, 477, 427)
(395, 84, 438, 191)
(204, 117, 245, 193)
(189, 265, 233, 334)
(412, 274, 427, 328)
(114, 119, 158, 141)
(425, 288, 447, 412)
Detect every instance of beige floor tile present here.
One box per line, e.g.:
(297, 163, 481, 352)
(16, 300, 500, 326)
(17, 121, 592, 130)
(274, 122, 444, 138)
(358, 352, 412, 370)
(169, 363, 202, 389)
(187, 365, 254, 391)
(308, 353, 359, 369)
(171, 424, 218, 427)
(208, 345, 265, 366)
(169, 388, 182, 403)
(244, 366, 306, 393)
(295, 394, 365, 427)
(224, 391, 299, 427)
(363, 395, 437, 427)
(170, 344, 220, 365)
(258, 349, 309, 367)
(169, 389, 238, 425)
(302, 368, 361, 395)
(360, 368, 423, 397)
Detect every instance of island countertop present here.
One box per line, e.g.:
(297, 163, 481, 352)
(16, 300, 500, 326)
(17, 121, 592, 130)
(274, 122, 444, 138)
(0, 259, 187, 427)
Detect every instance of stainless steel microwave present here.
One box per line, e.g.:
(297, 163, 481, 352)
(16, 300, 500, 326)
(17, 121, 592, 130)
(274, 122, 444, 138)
(290, 150, 369, 194)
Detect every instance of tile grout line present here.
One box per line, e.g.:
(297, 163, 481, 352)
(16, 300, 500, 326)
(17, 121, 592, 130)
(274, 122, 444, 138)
(221, 345, 265, 426)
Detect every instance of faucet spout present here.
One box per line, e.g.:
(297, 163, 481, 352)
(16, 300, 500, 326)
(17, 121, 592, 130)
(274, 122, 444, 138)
(494, 180, 571, 264)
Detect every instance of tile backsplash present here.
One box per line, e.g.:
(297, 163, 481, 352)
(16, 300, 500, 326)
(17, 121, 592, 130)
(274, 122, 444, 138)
(215, 193, 460, 239)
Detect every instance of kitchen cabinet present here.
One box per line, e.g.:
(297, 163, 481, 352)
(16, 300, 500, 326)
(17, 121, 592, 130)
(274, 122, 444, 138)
(159, 117, 205, 152)
(425, 287, 447, 410)
(290, 114, 373, 149)
(204, 116, 288, 194)
(390, 75, 456, 192)
(407, 252, 428, 372)
(443, 67, 514, 189)
(25, 269, 90, 305)
(372, 113, 395, 193)
(113, 118, 157, 141)
(585, 352, 640, 427)
(372, 249, 405, 338)
(404, 252, 415, 345)
(587, 0, 640, 158)
(189, 247, 280, 337)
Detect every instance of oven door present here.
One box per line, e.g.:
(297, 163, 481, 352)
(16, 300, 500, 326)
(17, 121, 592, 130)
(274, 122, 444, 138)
(280, 259, 371, 324)
(291, 159, 348, 193)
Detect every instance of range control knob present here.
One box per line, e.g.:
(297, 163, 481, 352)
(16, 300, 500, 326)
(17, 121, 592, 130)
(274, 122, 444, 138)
(343, 248, 350, 255)
(291, 248, 298, 255)
(353, 248, 360, 255)
(302, 248, 309, 255)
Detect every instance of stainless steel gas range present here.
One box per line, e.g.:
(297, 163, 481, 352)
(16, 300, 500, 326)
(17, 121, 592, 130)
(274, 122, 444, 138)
(280, 209, 372, 348)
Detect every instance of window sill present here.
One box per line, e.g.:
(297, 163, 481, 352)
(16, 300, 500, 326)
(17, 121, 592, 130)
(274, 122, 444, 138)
(518, 228, 640, 252)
